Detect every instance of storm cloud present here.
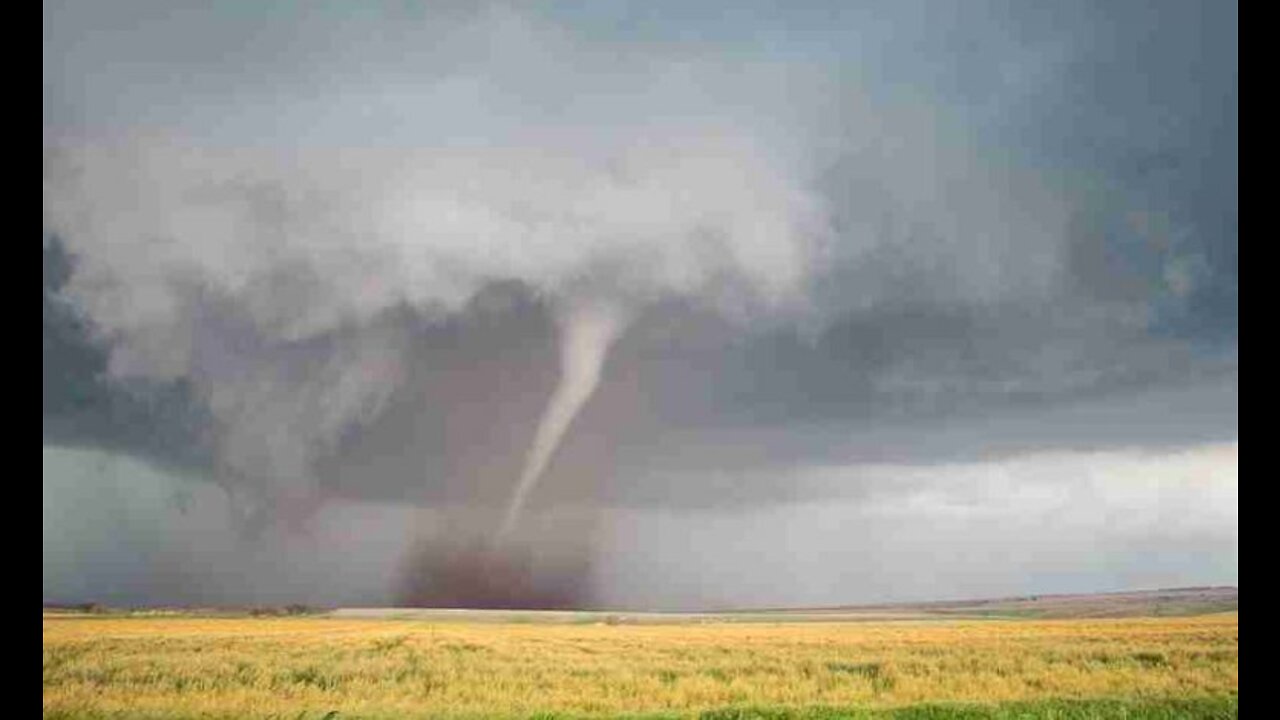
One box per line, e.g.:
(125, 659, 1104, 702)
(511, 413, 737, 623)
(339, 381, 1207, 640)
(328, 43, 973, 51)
(44, 0, 1236, 607)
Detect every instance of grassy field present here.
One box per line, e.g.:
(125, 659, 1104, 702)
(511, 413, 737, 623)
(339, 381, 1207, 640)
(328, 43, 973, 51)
(43, 611, 1237, 719)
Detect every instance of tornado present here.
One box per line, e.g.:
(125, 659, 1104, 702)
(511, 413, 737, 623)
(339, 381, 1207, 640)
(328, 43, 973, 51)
(496, 300, 627, 543)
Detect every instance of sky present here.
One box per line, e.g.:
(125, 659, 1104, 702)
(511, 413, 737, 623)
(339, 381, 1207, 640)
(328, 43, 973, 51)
(43, 0, 1237, 609)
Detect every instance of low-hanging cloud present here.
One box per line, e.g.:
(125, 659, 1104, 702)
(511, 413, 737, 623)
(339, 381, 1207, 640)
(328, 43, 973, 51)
(44, 8, 843, 512)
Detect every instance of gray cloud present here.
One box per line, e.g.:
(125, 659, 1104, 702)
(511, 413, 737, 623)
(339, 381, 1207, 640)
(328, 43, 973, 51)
(44, 0, 1236, 606)
(597, 443, 1238, 609)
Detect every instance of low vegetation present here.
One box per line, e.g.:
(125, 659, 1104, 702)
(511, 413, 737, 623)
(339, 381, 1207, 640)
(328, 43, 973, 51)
(43, 612, 1237, 718)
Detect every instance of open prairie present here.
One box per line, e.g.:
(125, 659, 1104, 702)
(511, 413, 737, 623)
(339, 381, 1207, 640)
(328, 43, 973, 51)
(43, 603, 1237, 719)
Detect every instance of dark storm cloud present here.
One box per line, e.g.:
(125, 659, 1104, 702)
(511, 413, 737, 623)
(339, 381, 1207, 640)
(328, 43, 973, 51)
(43, 239, 211, 471)
(43, 0, 1236, 608)
(44, 0, 1236, 511)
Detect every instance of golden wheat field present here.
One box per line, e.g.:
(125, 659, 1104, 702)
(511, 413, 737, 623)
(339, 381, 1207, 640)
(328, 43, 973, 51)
(42, 611, 1237, 719)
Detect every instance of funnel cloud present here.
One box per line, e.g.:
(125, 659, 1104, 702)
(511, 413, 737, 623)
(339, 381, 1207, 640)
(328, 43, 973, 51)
(501, 301, 628, 543)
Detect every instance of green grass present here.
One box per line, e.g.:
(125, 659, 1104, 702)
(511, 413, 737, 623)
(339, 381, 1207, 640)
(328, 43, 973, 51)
(43, 696, 1239, 719)
(695, 696, 1238, 719)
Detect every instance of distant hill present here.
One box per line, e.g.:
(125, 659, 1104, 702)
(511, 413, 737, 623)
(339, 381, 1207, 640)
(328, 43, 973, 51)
(762, 586, 1239, 620)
